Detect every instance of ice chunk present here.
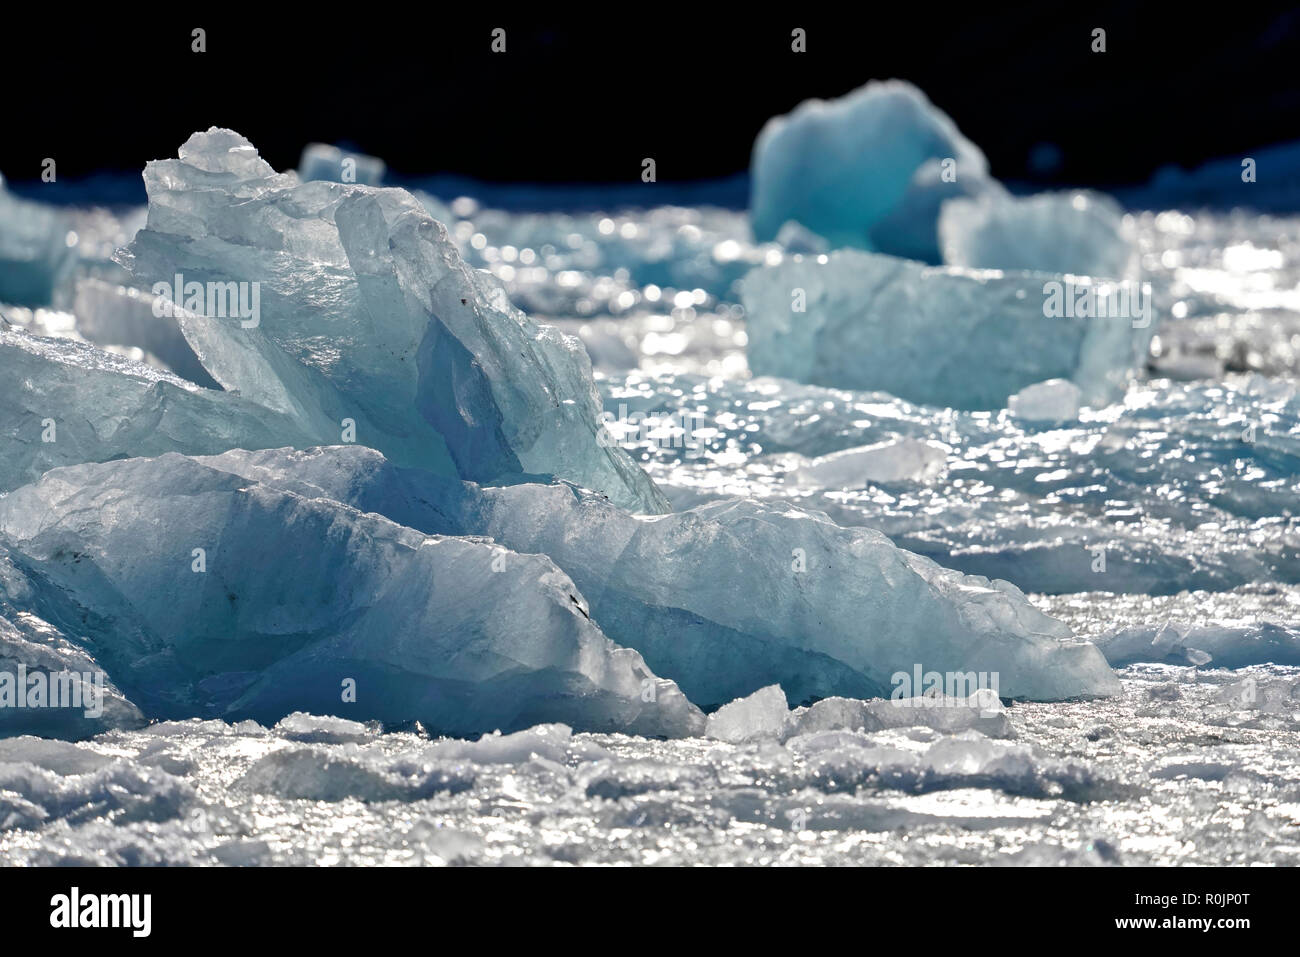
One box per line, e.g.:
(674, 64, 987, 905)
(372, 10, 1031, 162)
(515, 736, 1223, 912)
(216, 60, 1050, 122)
(0, 327, 321, 492)
(116, 128, 666, 513)
(0, 454, 704, 738)
(705, 685, 790, 742)
(1008, 379, 1082, 422)
(791, 438, 947, 488)
(750, 80, 1000, 261)
(298, 143, 386, 186)
(940, 191, 1138, 279)
(190, 446, 1120, 706)
(741, 249, 1156, 408)
(0, 181, 78, 307)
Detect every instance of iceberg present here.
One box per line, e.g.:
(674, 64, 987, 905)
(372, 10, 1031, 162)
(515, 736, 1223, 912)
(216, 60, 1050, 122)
(0, 454, 703, 738)
(741, 249, 1156, 408)
(940, 190, 1138, 279)
(749, 80, 1002, 261)
(116, 128, 666, 513)
(181, 445, 1119, 707)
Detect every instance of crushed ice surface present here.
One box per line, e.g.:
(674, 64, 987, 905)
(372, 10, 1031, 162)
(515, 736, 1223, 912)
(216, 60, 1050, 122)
(2, 666, 1298, 865)
(4, 83, 1300, 864)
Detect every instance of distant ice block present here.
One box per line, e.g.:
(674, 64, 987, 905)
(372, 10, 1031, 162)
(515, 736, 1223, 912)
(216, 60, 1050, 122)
(791, 438, 948, 488)
(0, 454, 703, 738)
(750, 80, 1002, 261)
(117, 128, 666, 513)
(741, 249, 1156, 409)
(298, 143, 386, 186)
(0, 179, 78, 308)
(189, 446, 1120, 707)
(1008, 379, 1082, 422)
(0, 327, 324, 492)
(940, 191, 1138, 278)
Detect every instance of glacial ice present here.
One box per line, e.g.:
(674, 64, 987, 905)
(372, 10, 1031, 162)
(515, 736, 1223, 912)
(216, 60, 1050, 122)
(0, 552, 146, 739)
(705, 685, 789, 742)
(298, 143, 386, 186)
(0, 177, 77, 308)
(116, 129, 666, 513)
(749, 80, 1001, 261)
(0, 453, 703, 738)
(789, 438, 948, 488)
(0, 327, 325, 491)
(939, 190, 1138, 279)
(180, 445, 1119, 706)
(1094, 621, 1300, 669)
(1007, 379, 1082, 422)
(741, 249, 1155, 408)
(71, 278, 219, 387)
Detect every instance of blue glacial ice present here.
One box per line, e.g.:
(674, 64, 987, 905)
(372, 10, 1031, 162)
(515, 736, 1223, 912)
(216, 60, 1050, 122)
(749, 80, 1002, 261)
(0, 175, 78, 308)
(0, 453, 703, 738)
(165, 445, 1120, 707)
(939, 190, 1139, 279)
(115, 129, 665, 513)
(0, 326, 320, 491)
(741, 249, 1156, 408)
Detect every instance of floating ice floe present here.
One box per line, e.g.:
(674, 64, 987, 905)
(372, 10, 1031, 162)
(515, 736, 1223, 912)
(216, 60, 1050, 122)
(0, 454, 703, 737)
(742, 249, 1155, 409)
(173, 445, 1120, 707)
(940, 190, 1139, 279)
(749, 80, 1003, 261)
(115, 128, 665, 513)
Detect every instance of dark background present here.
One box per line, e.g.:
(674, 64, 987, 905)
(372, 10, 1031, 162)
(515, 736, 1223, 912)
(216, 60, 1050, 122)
(5, 4, 1300, 195)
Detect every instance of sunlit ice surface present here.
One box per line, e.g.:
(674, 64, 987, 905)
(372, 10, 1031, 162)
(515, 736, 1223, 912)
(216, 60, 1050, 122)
(4, 158, 1300, 864)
